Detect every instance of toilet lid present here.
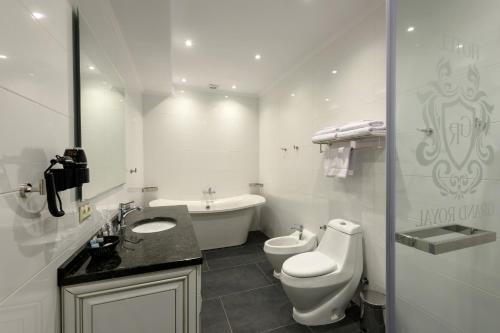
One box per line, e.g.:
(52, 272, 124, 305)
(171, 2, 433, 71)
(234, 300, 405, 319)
(282, 252, 337, 278)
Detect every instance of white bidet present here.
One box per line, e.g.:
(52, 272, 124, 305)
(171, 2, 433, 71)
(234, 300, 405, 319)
(264, 228, 317, 279)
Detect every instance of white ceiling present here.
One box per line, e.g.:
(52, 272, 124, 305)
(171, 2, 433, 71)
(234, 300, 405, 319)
(109, 0, 172, 95)
(109, 0, 383, 96)
(171, 0, 383, 95)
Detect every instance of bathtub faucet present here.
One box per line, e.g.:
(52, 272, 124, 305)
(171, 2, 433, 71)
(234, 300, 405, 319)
(291, 224, 304, 240)
(203, 187, 216, 209)
(203, 187, 216, 202)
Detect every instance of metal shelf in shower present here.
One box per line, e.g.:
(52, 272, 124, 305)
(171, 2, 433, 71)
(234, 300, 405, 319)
(396, 224, 496, 255)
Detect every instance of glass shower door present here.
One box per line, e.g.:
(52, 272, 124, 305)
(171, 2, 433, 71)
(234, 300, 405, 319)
(391, 0, 500, 331)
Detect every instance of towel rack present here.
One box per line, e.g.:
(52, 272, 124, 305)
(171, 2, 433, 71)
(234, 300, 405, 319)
(315, 133, 386, 153)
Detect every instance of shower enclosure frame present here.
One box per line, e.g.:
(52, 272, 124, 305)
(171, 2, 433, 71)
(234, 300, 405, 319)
(385, 0, 396, 332)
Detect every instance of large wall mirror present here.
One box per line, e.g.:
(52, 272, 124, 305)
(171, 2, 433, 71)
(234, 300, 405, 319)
(73, 10, 126, 200)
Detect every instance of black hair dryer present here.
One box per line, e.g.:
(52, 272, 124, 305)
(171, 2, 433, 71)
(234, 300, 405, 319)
(44, 148, 90, 217)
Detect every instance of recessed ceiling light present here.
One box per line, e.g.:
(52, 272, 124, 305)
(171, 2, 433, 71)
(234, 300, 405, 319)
(290, 93, 296, 97)
(232, 84, 237, 90)
(88, 65, 95, 70)
(225, 95, 229, 99)
(457, 43, 464, 49)
(185, 39, 193, 48)
(32, 12, 45, 20)
(0, 54, 8, 59)
(181, 78, 187, 83)
(407, 26, 415, 32)
(325, 98, 330, 102)
(331, 69, 338, 74)
(254, 54, 262, 60)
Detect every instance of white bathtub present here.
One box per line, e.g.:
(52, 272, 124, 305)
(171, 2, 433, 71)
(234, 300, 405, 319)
(149, 194, 266, 250)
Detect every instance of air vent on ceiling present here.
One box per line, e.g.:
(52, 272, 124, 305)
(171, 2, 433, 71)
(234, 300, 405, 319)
(208, 83, 219, 90)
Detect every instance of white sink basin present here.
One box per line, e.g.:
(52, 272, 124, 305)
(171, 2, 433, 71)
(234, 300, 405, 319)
(131, 218, 176, 234)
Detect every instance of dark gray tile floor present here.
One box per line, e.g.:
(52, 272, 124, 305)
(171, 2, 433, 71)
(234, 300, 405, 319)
(201, 231, 360, 333)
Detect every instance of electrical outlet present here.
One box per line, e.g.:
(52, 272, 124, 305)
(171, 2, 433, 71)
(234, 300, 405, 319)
(79, 204, 91, 223)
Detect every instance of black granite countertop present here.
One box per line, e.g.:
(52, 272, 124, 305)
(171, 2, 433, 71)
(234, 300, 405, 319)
(58, 206, 202, 286)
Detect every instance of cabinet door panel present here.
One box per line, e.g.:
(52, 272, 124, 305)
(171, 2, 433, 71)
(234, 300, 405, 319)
(91, 290, 176, 333)
(81, 280, 184, 333)
(62, 266, 200, 333)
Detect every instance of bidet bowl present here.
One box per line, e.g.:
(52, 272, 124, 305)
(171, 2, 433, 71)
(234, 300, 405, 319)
(264, 229, 317, 279)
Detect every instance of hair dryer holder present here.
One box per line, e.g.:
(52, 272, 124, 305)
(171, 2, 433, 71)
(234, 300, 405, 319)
(43, 148, 90, 217)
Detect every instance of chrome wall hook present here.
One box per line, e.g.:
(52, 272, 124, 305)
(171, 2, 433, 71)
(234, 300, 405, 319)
(293, 145, 299, 151)
(19, 180, 45, 198)
(417, 128, 433, 136)
(474, 117, 487, 130)
(280, 147, 288, 152)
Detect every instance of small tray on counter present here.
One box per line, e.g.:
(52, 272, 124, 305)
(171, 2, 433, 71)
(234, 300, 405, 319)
(86, 236, 120, 258)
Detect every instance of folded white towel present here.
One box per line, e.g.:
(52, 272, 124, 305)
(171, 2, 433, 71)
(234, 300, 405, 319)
(313, 120, 384, 140)
(312, 131, 338, 143)
(339, 120, 385, 132)
(313, 126, 340, 137)
(323, 143, 354, 178)
(336, 126, 386, 139)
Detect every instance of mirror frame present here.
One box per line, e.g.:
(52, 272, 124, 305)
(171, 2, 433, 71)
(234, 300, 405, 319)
(72, 9, 83, 200)
(72, 8, 127, 201)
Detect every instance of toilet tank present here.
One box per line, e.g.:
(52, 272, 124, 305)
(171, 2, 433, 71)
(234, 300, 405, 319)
(317, 219, 362, 266)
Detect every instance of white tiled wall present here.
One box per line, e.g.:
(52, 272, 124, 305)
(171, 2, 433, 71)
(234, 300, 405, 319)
(258, 5, 386, 292)
(143, 89, 259, 201)
(0, 0, 144, 332)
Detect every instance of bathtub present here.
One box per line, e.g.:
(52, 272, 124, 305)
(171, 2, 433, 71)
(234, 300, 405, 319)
(149, 194, 266, 250)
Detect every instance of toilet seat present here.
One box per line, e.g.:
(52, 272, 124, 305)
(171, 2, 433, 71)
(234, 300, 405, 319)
(282, 252, 337, 278)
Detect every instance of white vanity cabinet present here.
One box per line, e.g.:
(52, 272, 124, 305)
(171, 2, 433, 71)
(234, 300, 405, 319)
(61, 265, 201, 333)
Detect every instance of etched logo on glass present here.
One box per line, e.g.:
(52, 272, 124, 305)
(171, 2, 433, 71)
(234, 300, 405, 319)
(416, 59, 494, 199)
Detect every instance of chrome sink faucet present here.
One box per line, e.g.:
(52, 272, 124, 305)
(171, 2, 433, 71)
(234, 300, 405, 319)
(110, 201, 144, 247)
(117, 201, 142, 228)
(291, 224, 304, 240)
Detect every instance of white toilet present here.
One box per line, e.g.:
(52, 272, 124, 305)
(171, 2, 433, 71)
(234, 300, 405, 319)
(280, 219, 363, 326)
(264, 228, 317, 279)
